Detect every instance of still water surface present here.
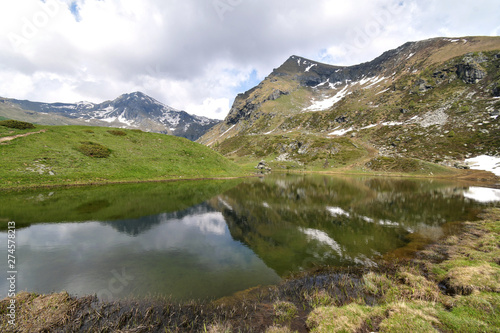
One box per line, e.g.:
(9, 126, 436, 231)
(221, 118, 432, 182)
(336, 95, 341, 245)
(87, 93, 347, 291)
(1, 174, 499, 301)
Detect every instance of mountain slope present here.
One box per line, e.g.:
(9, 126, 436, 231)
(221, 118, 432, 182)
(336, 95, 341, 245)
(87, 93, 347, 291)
(0, 123, 243, 189)
(198, 36, 500, 173)
(0, 92, 220, 141)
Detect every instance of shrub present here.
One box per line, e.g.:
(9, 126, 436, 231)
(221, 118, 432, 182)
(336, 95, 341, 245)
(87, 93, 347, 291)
(0, 119, 35, 129)
(107, 130, 127, 136)
(76, 141, 111, 158)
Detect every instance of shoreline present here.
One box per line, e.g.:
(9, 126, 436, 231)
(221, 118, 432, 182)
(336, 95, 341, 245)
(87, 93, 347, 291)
(1, 208, 498, 332)
(1, 166, 498, 192)
(0, 175, 254, 192)
(273, 167, 500, 187)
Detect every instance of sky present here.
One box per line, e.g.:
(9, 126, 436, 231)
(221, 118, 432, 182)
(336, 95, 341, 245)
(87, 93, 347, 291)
(1, 0, 499, 120)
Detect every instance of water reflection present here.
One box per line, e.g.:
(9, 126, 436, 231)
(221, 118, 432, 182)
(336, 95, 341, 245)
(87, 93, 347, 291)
(10, 202, 280, 301)
(211, 175, 493, 275)
(0, 175, 498, 301)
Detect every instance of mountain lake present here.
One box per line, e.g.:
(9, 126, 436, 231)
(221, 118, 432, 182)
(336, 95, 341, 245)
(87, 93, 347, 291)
(1, 174, 499, 301)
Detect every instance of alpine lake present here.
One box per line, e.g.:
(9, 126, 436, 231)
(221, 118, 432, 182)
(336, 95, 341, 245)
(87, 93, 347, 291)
(1, 174, 499, 302)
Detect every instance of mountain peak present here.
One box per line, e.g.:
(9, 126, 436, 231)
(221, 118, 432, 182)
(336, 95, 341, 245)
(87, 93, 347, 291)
(198, 35, 500, 161)
(117, 91, 154, 102)
(0, 91, 221, 141)
(127, 91, 148, 98)
(274, 55, 332, 75)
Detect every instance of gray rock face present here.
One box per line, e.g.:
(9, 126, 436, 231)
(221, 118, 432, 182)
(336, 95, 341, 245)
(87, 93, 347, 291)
(268, 89, 290, 101)
(493, 85, 500, 97)
(456, 63, 486, 84)
(415, 78, 433, 92)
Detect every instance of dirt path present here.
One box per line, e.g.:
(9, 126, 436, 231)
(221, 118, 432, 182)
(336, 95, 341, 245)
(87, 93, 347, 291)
(346, 138, 379, 169)
(0, 129, 46, 143)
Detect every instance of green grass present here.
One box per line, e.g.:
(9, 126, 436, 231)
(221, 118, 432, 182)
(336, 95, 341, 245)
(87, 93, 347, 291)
(307, 303, 381, 333)
(437, 292, 500, 332)
(0, 124, 244, 189)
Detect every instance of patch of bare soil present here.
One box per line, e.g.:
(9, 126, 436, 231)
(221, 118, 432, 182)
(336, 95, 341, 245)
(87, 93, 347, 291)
(0, 129, 46, 143)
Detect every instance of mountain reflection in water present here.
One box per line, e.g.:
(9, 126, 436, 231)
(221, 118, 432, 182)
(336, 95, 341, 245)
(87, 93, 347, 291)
(0, 174, 497, 300)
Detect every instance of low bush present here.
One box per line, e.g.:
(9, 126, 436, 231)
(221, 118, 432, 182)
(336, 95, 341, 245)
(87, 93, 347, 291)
(107, 130, 127, 136)
(0, 119, 36, 130)
(76, 141, 111, 158)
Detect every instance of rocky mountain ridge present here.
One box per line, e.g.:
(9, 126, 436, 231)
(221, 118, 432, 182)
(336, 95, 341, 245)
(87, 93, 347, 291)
(198, 36, 500, 173)
(0, 92, 220, 141)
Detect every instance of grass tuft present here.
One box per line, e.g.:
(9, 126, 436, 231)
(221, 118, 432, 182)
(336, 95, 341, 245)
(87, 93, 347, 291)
(444, 264, 500, 295)
(273, 301, 298, 323)
(306, 303, 380, 333)
(379, 301, 440, 333)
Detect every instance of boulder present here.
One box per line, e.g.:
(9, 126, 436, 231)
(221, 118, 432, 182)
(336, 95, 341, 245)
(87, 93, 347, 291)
(255, 160, 271, 172)
(453, 162, 470, 170)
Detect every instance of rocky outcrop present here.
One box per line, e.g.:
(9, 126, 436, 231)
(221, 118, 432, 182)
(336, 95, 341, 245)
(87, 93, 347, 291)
(493, 84, 500, 97)
(267, 89, 289, 101)
(456, 63, 486, 84)
(456, 54, 488, 84)
(415, 78, 433, 92)
(225, 98, 261, 125)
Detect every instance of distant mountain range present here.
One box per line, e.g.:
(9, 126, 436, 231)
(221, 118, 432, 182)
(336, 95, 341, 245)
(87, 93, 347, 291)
(0, 91, 220, 141)
(198, 36, 500, 172)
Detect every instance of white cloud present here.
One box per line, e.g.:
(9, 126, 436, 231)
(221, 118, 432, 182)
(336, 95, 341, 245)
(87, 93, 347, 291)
(0, 0, 499, 119)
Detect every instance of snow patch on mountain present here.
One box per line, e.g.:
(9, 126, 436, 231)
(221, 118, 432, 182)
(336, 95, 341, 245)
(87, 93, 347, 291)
(329, 127, 354, 136)
(305, 63, 317, 72)
(307, 85, 351, 111)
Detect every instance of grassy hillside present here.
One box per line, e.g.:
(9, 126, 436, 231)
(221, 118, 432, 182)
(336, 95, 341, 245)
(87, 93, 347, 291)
(0, 122, 244, 189)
